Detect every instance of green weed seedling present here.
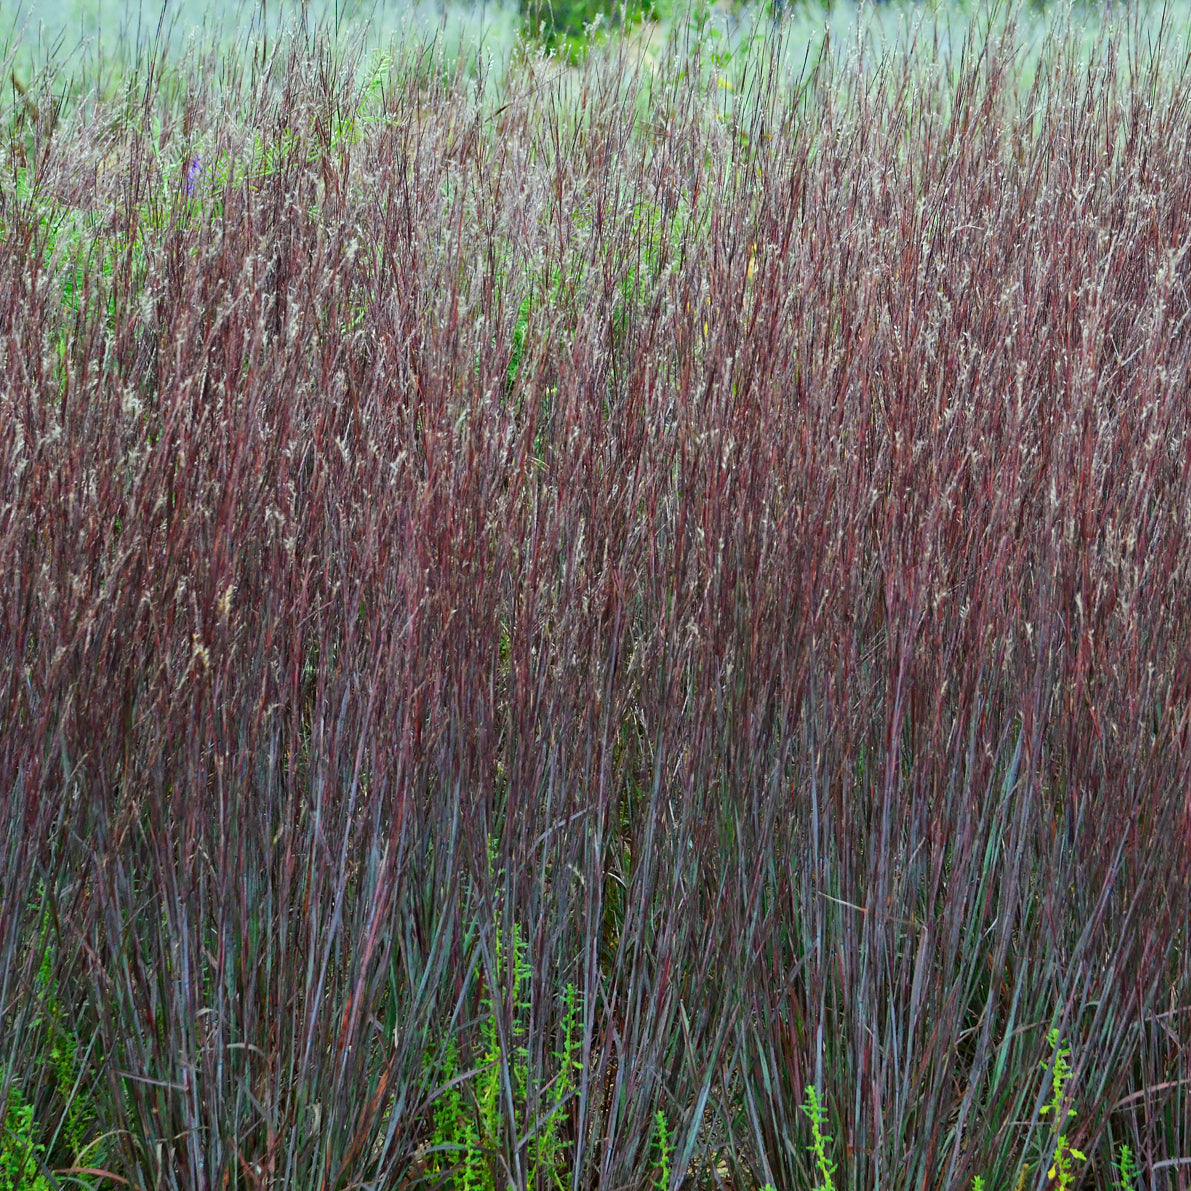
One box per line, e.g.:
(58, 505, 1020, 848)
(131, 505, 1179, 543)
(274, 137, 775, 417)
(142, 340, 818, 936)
(970, 1026, 1093, 1191)
(533, 980, 581, 1191)
(1040, 1028, 1087, 1191)
(653, 1109, 674, 1191)
(800, 1085, 838, 1191)
(19, 911, 114, 1190)
(34, 929, 100, 1174)
(474, 921, 526, 1185)
(426, 912, 582, 1191)
(1, 1086, 50, 1191)
(1114, 1142, 1139, 1190)
(429, 1036, 485, 1191)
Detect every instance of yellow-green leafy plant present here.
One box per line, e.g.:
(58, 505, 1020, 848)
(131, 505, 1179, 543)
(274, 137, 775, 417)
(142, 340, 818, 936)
(428, 1035, 486, 1191)
(800, 1085, 837, 1191)
(0, 1087, 50, 1191)
(969, 1025, 1099, 1191)
(475, 920, 529, 1185)
(1114, 1142, 1139, 1190)
(968, 1022, 1097, 1191)
(15, 909, 110, 1188)
(1040, 1028, 1087, 1191)
(530, 979, 581, 1191)
(426, 909, 582, 1190)
(653, 1109, 674, 1191)
(33, 930, 99, 1173)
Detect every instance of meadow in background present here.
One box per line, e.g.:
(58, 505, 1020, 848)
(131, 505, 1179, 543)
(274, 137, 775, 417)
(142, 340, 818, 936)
(1, 0, 1190, 1187)
(10, 0, 1191, 100)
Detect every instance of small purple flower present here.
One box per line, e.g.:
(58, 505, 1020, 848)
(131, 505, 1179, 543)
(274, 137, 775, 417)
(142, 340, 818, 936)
(185, 154, 202, 197)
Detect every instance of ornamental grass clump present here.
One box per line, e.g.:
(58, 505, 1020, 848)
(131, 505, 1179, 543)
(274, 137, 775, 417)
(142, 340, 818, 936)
(1, 1, 1189, 1189)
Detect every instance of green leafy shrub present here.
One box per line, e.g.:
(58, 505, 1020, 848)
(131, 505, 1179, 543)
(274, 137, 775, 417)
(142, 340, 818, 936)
(518, 0, 662, 59)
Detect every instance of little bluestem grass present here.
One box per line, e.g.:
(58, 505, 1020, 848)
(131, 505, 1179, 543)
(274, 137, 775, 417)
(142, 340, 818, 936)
(2, 3, 1189, 1189)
